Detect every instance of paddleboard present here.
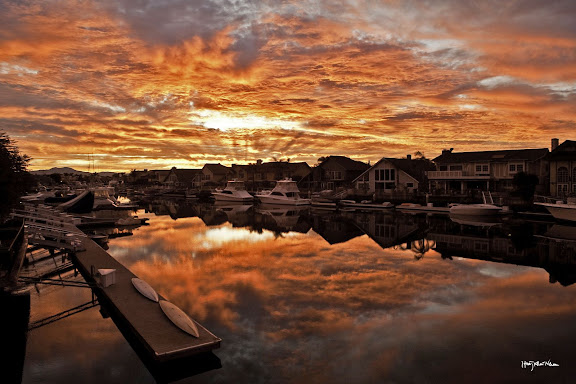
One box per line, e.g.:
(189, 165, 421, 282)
(131, 278, 159, 302)
(159, 300, 200, 338)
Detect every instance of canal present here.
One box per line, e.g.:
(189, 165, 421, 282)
(17, 200, 576, 383)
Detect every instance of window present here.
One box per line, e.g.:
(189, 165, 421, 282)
(439, 165, 448, 171)
(384, 182, 396, 189)
(375, 168, 395, 181)
(449, 165, 462, 171)
(406, 182, 414, 188)
(558, 167, 569, 183)
(328, 171, 342, 180)
(509, 163, 524, 174)
(271, 192, 284, 196)
(475, 164, 489, 175)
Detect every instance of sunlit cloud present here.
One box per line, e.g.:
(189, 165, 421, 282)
(1, 0, 575, 170)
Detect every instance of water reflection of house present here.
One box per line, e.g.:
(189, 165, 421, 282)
(346, 212, 425, 249)
(427, 218, 576, 286)
(310, 213, 364, 245)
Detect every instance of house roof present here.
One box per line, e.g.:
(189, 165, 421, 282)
(353, 157, 436, 183)
(174, 169, 201, 179)
(549, 140, 576, 160)
(385, 158, 436, 182)
(320, 156, 369, 171)
(433, 148, 549, 163)
(203, 163, 230, 174)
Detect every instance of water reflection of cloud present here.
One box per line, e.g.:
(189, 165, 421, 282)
(103, 214, 576, 382)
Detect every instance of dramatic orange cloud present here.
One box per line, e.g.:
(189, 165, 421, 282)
(1, 0, 575, 170)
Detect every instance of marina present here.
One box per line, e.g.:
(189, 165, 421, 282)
(3, 2, 576, 382)
(3, 195, 576, 383)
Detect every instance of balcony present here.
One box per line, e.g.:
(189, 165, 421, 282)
(428, 171, 490, 180)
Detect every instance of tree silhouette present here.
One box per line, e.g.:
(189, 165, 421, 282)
(0, 132, 33, 219)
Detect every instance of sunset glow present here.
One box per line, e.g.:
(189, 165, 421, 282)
(1, 0, 575, 171)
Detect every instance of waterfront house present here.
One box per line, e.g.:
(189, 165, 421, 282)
(127, 169, 170, 186)
(548, 138, 576, 196)
(163, 167, 202, 189)
(429, 147, 549, 195)
(303, 156, 369, 192)
(201, 164, 231, 188)
(352, 156, 435, 195)
(231, 161, 311, 190)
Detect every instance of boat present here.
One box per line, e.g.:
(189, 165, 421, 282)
(58, 187, 137, 213)
(212, 180, 254, 203)
(338, 200, 394, 211)
(449, 192, 502, 216)
(311, 199, 338, 210)
(396, 203, 450, 213)
(255, 178, 311, 206)
(534, 198, 576, 223)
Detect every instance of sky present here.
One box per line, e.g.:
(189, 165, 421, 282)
(1, 0, 575, 172)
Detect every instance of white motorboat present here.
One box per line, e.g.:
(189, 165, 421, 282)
(255, 178, 311, 206)
(338, 200, 394, 211)
(212, 180, 254, 203)
(534, 199, 576, 222)
(449, 192, 502, 216)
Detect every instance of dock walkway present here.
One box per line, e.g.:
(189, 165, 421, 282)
(15, 204, 221, 362)
(73, 238, 221, 361)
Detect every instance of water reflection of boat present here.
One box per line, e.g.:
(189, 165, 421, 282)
(212, 180, 254, 203)
(449, 214, 502, 227)
(214, 203, 253, 224)
(536, 224, 576, 242)
(257, 205, 310, 232)
(255, 179, 311, 206)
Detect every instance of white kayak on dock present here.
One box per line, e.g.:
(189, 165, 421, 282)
(131, 277, 159, 302)
(159, 300, 200, 338)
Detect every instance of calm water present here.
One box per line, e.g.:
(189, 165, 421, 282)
(18, 201, 576, 383)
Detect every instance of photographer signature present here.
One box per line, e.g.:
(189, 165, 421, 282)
(521, 360, 559, 371)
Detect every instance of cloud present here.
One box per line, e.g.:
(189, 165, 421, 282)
(1, 0, 575, 170)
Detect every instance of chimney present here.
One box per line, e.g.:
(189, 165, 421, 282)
(552, 138, 559, 151)
(407, 154, 411, 160)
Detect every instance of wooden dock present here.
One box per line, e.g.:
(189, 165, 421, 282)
(72, 237, 221, 361)
(15, 204, 221, 363)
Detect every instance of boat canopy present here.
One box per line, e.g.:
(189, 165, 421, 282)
(225, 180, 247, 190)
(272, 179, 300, 193)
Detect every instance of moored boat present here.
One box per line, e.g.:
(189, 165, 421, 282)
(534, 199, 576, 222)
(212, 180, 254, 203)
(449, 192, 502, 216)
(255, 178, 310, 206)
